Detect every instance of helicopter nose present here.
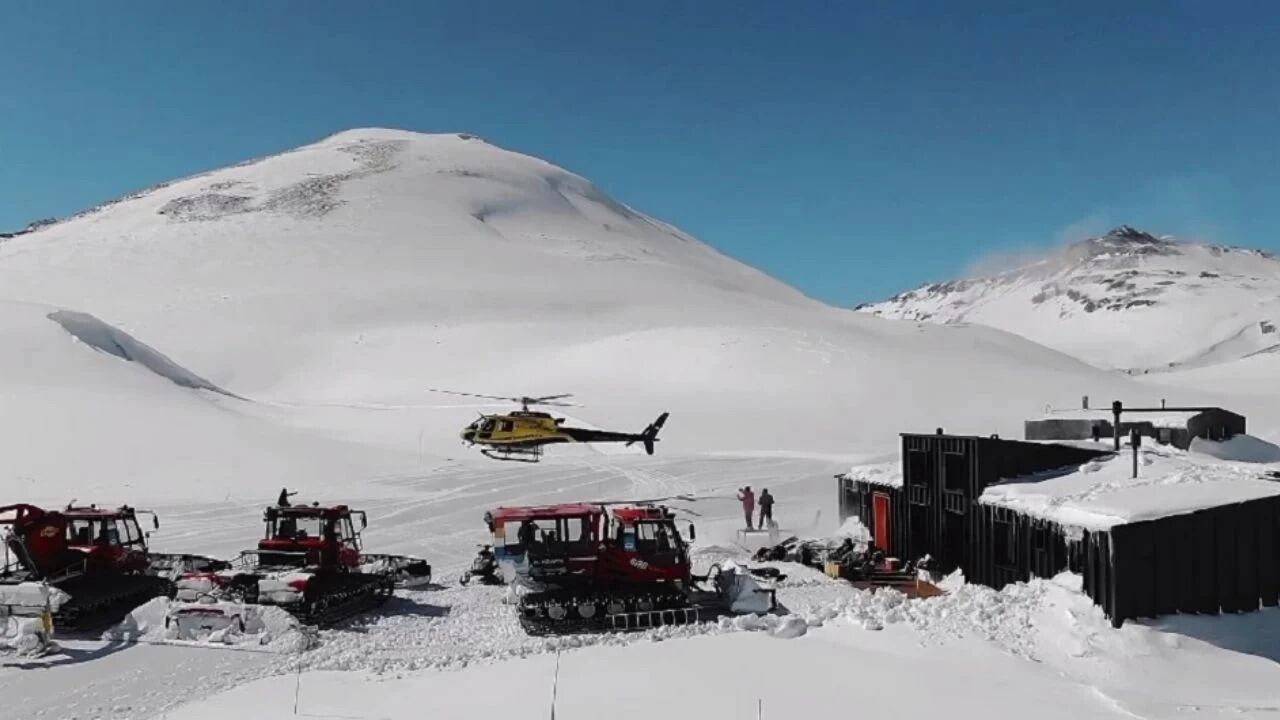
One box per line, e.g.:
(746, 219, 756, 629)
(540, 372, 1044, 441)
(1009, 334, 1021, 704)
(460, 429, 475, 443)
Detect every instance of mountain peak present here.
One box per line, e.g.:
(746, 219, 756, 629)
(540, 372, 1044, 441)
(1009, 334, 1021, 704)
(857, 227, 1280, 371)
(1071, 225, 1178, 261)
(1102, 225, 1161, 243)
(318, 128, 489, 145)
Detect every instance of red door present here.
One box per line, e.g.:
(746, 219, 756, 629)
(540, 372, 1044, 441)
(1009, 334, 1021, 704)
(872, 493, 890, 551)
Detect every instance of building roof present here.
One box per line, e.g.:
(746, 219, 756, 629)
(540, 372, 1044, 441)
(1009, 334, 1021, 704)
(842, 461, 903, 489)
(489, 503, 602, 522)
(980, 445, 1280, 530)
(1032, 408, 1204, 428)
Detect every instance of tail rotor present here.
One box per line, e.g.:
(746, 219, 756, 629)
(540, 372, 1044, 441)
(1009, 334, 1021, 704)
(631, 412, 669, 455)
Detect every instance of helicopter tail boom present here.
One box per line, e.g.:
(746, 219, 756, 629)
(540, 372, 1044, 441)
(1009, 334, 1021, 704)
(630, 412, 669, 455)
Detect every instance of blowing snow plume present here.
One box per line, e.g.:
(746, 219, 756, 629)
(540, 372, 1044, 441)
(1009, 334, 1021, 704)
(47, 310, 241, 398)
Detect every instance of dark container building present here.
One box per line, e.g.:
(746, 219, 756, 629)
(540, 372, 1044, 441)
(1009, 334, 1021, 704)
(1025, 401, 1246, 451)
(839, 429, 1280, 627)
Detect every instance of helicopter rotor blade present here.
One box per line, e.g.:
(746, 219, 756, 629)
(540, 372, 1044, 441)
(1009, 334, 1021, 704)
(427, 388, 524, 403)
(526, 394, 574, 403)
(429, 389, 578, 407)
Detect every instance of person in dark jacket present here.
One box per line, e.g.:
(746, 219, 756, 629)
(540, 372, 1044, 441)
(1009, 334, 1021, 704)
(277, 488, 298, 507)
(517, 519, 539, 552)
(757, 489, 775, 529)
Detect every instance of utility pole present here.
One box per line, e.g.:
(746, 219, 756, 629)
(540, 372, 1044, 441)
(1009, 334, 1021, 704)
(1131, 428, 1141, 479)
(1112, 400, 1123, 451)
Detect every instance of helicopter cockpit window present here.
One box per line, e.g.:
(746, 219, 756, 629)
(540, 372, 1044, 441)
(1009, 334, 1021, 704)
(497, 420, 514, 432)
(479, 419, 496, 433)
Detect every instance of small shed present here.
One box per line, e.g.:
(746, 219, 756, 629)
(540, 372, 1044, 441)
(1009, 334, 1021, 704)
(1025, 403, 1245, 450)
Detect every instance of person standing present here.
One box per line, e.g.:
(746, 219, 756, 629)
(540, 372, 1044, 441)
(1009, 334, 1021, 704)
(737, 486, 756, 530)
(758, 488, 775, 529)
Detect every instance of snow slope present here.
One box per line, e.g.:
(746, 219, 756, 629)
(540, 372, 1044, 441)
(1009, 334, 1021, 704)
(0, 131, 1218, 466)
(0, 300, 412, 505)
(858, 226, 1280, 372)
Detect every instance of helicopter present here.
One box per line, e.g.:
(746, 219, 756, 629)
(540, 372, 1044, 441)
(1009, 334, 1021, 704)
(429, 390, 669, 463)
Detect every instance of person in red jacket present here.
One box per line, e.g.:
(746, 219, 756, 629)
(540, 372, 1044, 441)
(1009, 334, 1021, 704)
(737, 486, 756, 530)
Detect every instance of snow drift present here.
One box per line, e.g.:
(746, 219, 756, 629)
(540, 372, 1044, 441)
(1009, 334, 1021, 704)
(105, 597, 314, 653)
(48, 309, 237, 397)
(0, 300, 415, 505)
(1191, 434, 1280, 464)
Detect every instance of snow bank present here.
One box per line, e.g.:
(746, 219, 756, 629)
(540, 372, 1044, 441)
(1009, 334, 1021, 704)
(0, 583, 63, 657)
(834, 515, 870, 541)
(714, 561, 775, 614)
(0, 617, 53, 656)
(104, 597, 315, 653)
(0, 582, 70, 611)
(720, 612, 808, 638)
(1191, 434, 1280, 463)
(48, 309, 238, 398)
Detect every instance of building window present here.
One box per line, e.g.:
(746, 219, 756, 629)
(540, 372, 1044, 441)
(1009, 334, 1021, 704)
(993, 517, 1016, 567)
(1158, 428, 1170, 444)
(907, 450, 930, 486)
(943, 452, 968, 493)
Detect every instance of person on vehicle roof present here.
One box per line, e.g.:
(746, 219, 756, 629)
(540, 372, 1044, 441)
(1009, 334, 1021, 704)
(737, 486, 755, 530)
(758, 489, 775, 529)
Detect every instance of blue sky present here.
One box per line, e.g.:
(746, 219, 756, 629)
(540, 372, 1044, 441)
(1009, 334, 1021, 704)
(3, 2, 1278, 304)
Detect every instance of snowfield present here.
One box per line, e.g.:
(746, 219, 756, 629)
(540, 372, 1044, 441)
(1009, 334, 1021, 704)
(1, 129, 1278, 718)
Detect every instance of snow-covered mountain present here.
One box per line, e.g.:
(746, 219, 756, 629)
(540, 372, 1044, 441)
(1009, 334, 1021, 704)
(0, 129, 1188, 477)
(858, 226, 1280, 372)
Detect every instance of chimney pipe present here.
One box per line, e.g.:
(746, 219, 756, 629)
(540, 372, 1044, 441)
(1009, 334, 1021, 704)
(1161, 398, 1166, 409)
(1082, 395, 1089, 410)
(936, 427, 944, 435)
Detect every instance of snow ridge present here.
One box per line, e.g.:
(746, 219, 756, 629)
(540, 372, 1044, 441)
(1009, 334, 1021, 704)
(48, 310, 239, 398)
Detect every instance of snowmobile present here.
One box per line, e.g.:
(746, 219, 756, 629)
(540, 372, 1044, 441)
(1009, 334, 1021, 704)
(458, 545, 501, 586)
(166, 501, 431, 637)
(484, 502, 763, 634)
(0, 503, 223, 631)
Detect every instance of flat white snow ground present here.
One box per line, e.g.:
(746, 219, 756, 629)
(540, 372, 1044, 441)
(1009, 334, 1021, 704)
(5, 455, 1280, 719)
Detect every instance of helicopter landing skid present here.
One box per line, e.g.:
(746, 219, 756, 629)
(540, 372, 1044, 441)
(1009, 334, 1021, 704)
(481, 446, 544, 463)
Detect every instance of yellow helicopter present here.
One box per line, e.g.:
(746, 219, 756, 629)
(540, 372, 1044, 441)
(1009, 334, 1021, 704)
(429, 390, 669, 463)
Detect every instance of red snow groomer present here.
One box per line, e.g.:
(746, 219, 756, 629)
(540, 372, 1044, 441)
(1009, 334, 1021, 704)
(0, 503, 224, 630)
(486, 502, 719, 634)
(167, 501, 430, 634)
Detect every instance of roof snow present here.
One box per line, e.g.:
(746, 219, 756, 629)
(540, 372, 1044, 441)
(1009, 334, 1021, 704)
(1036, 408, 1203, 428)
(843, 461, 903, 488)
(981, 445, 1280, 530)
(846, 440, 1280, 530)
